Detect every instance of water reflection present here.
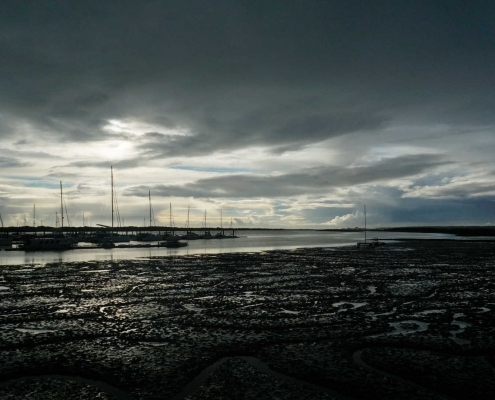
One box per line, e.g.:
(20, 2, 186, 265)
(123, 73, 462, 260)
(0, 230, 457, 266)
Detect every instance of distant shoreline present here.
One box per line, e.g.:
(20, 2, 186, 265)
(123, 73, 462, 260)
(320, 226, 495, 237)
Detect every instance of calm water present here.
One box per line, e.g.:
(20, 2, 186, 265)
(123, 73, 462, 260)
(0, 230, 455, 266)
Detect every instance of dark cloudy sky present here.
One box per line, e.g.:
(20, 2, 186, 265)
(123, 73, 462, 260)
(1, 0, 495, 228)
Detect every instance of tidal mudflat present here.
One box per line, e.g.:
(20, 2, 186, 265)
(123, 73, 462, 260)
(1, 241, 494, 399)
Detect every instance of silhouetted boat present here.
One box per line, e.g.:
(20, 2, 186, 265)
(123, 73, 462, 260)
(91, 168, 131, 245)
(357, 206, 384, 248)
(135, 232, 162, 241)
(181, 206, 200, 240)
(85, 230, 132, 243)
(214, 232, 229, 239)
(100, 239, 116, 249)
(199, 210, 214, 239)
(23, 182, 75, 251)
(181, 232, 200, 240)
(22, 236, 74, 251)
(0, 237, 13, 247)
(163, 233, 181, 242)
(160, 240, 188, 248)
(139, 190, 160, 241)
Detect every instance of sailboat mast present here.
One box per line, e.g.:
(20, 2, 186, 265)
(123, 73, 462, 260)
(111, 166, 114, 229)
(364, 205, 367, 243)
(60, 181, 64, 229)
(187, 206, 190, 230)
(33, 204, 36, 227)
(149, 191, 152, 228)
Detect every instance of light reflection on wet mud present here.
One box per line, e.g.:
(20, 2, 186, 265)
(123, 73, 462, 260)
(1, 241, 495, 399)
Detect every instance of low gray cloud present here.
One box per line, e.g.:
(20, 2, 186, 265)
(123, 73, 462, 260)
(0, 156, 30, 168)
(52, 158, 141, 171)
(137, 110, 389, 157)
(125, 154, 450, 198)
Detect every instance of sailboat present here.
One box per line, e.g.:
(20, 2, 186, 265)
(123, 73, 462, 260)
(136, 191, 163, 241)
(162, 203, 182, 242)
(228, 218, 238, 238)
(0, 214, 13, 247)
(159, 203, 187, 246)
(357, 205, 383, 248)
(199, 209, 214, 239)
(214, 207, 228, 238)
(22, 182, 74, 251)
(181, 206, 200, 240)
(91, 167, 132, 244)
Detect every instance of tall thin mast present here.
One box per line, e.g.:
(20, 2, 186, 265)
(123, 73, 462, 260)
(60, 181, 64, 229)
(149, 190, 152, 227)
(33, 204, 36, 227)
(364, 205, 367, 243)
(187, 206, 190, 230)
(169, 203, 172, 227)
(111, 166, 114, 229)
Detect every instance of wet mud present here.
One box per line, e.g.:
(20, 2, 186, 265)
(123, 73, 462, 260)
(1, 241, 495, 399)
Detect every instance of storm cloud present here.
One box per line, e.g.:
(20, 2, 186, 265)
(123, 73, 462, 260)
(1, 1, 494, 227)
(124, 154, 450, 198)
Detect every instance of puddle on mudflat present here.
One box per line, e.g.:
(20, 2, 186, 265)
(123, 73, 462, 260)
(412, 309, 446, 316)
(15, 328, 57, 334)
(369, 319, 429, 338)
(450, 313, 471, 346)
(81, 269, 111, 273)
(332, 302, 367, 309)
(367, 286, 376, 294)
(183, 304, 204, 313)
(366, 307, 397, 321)
(279, 309, 299, 315)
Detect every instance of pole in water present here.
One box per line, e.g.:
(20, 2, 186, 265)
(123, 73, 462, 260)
(364, 205, 367, 243)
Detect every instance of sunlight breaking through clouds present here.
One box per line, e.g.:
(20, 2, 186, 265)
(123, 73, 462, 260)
(1, 1, 495, 227)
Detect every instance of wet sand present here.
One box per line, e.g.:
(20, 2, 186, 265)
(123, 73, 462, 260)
(1, 241, 494, 399)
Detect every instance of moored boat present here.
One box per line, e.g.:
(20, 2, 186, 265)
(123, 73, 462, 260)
(0, 237, 13, 247)
(159, 240, 188, 248)
(181, 231, 200, 240)
(22, 236, 74, 251)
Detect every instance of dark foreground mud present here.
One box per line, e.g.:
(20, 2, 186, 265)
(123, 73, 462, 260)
(1, 241, 494, 399)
